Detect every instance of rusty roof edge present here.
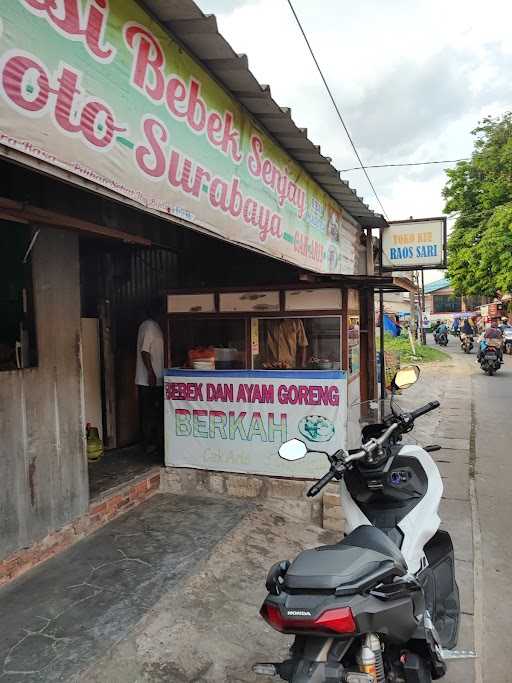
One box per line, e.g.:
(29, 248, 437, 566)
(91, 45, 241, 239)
(139, 0, 388, 230)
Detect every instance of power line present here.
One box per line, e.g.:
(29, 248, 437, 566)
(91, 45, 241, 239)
(340, 158, 470, 172)
(286, 0, 388, 219)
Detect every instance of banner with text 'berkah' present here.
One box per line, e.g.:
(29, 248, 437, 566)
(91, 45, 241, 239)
(164, 370, 347, 477)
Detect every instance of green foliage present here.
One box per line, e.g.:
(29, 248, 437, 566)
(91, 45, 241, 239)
(443, 113, 512, 295)
(384, 333, 449, 363)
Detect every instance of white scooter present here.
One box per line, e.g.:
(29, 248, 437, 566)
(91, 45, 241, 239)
(255, 367, 472, 682)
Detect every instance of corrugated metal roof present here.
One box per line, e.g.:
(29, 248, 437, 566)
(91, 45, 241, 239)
(140, 0, 388, 230)
(424, 277, 450, 293)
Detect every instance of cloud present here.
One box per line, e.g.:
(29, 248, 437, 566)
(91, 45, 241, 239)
(198, 0, 512, 219)
(344, 49, 477, 158)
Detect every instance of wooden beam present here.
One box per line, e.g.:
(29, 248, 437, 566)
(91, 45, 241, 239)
(0, 197, 151, 246)
(0, 209, 30, 224)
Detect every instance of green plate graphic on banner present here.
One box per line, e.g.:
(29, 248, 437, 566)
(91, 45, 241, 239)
(298, 415, 335, 443)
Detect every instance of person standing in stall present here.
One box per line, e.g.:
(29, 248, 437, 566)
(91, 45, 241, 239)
(263, 318, 309, 369)
(135, 300, 165, 461)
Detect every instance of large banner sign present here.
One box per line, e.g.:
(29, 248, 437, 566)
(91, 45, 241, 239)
(382, 217, 447, 270)
(164, 370, 347, 478)
(0, 1, 355, 274)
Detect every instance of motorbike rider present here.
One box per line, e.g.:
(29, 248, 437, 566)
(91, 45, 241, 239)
(478, 321, 503, 361)
(435, 320, 448, 344)
(461, 318, 473, 336)
(499, 316, 509, 331)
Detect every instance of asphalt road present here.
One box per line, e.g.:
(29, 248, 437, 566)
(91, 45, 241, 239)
(441, 335, 512, 681)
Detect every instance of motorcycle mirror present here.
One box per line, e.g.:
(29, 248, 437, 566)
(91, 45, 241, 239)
(392, 365, 420, 390)
(278, 438, 308, 461)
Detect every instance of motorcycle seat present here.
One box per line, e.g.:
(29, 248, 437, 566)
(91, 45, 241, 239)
(284, 525, 407, 593)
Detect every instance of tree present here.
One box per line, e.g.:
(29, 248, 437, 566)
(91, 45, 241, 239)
(443, 113, 512, 295)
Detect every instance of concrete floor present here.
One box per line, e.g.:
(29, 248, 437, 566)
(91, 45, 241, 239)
(391, 344, 477, 683)
(0, 495, 251, 682)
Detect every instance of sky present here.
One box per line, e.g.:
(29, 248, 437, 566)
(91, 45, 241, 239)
(197, 0, 512, 281)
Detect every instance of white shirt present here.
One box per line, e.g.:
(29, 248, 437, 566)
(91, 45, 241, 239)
(135, 319, 164, 386)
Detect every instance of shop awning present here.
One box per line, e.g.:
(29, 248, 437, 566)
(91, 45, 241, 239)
(332, 274, 416, 292)
(141, 0, 387, 230)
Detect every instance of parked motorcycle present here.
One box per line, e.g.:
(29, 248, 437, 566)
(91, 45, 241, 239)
(460, 333, 473, 354)
(254, 367, 466, 682)
(478, 339, 502, 375)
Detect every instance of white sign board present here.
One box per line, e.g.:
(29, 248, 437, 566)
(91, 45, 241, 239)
(382, 218, 446, 270)
(164, 370, 348, 478)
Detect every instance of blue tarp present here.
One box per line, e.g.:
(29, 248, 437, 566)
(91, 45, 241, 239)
(383, 313, 400, 336)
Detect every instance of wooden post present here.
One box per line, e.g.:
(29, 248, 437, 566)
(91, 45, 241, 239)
(366, 288, 377, 399)
(359, 288, 377, 402)
(98, 253, 117, 449)
(365, 228, 375, 275)
(341, 288, 349, 372)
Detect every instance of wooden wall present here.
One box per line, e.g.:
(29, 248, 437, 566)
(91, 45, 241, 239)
(0, 228, 88, 560)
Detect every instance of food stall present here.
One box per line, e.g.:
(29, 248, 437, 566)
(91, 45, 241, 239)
(164, 284, 361, 478)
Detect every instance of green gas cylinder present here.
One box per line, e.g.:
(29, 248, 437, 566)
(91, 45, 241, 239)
(86, 423, 103, 462)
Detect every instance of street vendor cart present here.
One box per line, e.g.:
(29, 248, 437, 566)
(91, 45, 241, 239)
(163, 283, 363, 478)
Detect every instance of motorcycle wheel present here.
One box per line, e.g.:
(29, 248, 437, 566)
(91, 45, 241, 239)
(487, 368, 494, 376)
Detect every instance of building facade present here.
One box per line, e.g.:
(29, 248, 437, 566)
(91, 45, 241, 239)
(0, 0, 402, 582)
(424, 278, 491, 319)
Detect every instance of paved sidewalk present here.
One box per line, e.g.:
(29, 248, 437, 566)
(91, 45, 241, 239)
(401, 352, 476, 683)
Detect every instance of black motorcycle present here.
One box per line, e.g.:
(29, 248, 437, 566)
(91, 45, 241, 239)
(478, 340, 502, 375)
(460, 334, 473, 354)
(436, 332, 448, 347)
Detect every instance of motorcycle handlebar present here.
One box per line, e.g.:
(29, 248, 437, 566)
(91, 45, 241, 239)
(409, 400, 440, 420)
(307, 469, 337, 497)
(306, 400, 440, 496)
(344, 422, 399, 464)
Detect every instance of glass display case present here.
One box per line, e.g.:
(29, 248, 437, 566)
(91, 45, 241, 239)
(167, 287, 345, 374)
(252, 316, 341, 370)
